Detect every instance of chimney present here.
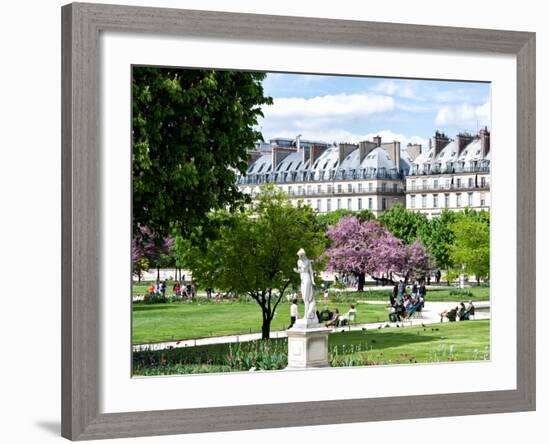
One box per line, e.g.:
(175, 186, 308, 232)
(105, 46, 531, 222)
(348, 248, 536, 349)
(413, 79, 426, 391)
(359, 140, 377, 162)
(393, 141, 401, 172)
(338, 143, 358, 165)
(295, 134, 302, 152)
(406, 143, 422, 161)
(480, 126, 490, 157)
(434, 131, 450, 156)
(381, 141, 401, 171)
(373, 135, 382, 146)
(310, 144, 328, 165)
(456, 132, 475, 155)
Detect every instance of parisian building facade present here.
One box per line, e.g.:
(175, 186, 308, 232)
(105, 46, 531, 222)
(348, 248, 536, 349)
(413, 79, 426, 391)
(237, 129, 491, 218)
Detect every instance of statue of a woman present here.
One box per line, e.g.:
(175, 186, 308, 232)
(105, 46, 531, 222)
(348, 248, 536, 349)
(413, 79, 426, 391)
(294, 248, 317, 323)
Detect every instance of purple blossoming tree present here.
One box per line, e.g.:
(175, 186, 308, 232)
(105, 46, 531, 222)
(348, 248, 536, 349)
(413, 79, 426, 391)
(132, 226, 173, 282)
(325, 216, 431, 290)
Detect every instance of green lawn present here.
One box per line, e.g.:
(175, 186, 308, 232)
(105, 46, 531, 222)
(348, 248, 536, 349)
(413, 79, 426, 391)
(327, 286, 490, 303)
(133, 281, 490, 302)
(132, 299, 389, 344)
(133, 320, 490, 375)
(329, 319, 490, 365)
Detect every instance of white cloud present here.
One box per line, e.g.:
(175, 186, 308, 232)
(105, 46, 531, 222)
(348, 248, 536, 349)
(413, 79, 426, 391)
(433, 89, 489, 104)
(257, 91, 427, 149)
(258, 124, 428, 150)
(435, 102, 490, 128)
(263, 93, 394, 119)
(359, 130, 428, 149)
(370, 80, 418, 99)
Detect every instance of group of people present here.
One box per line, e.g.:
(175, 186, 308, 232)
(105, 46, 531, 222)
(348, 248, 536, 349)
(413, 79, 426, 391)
(147, 280, 196, 300)
(388, 280, 426, 322)
(439, 301, 475, 322)
(287, 299, 357, 329)
(148, 281, 167, 299)
(320, 304, 357, 327)
(334, 274, 358, 289)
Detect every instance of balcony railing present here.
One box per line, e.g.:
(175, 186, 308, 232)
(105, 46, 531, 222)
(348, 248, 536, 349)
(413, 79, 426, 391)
(409, 165, 490, 176)
(406, 183, 489, 193)
(282, 187, 404, 197)
(237, 169, 405, 185)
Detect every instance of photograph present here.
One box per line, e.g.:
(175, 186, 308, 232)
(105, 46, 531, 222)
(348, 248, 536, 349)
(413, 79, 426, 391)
(132, 66, 491, 376)
(131, 68, 491, 376)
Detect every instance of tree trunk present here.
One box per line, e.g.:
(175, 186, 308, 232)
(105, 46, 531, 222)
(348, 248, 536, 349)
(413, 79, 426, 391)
(261, 317, 271, 340)
(156, 266, 160, 282)
(357, 272, 365, 292)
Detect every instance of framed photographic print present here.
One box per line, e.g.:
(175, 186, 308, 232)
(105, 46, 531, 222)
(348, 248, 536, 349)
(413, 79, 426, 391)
(61, 2, 536, 440)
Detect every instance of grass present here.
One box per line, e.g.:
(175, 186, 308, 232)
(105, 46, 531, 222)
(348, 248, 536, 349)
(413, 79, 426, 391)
(132, 281, 490, 302)
(132, 299, 389, 344)
(133, 320, 490, 375)
(326, 286, 490, 303)
(328, 319, 490, 365)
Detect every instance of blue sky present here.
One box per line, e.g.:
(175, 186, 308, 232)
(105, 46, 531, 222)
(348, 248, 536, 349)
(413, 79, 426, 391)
(258, 73, 490, 149)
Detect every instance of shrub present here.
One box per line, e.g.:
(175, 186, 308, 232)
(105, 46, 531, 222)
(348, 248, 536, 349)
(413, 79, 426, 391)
(449, 288, 473, 298)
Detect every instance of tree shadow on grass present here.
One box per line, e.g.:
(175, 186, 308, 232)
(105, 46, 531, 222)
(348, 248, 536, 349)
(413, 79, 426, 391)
(132, 304, 177, 312)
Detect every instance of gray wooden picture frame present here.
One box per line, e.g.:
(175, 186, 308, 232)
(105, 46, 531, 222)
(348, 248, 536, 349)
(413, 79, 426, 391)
(61, 2, 536, 440)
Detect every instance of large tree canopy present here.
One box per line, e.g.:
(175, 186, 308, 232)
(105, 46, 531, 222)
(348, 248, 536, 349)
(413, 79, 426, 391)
(132, 67, 273, 239)
(184, 186, 326, 339)
(419, 209, 457, 271)
(449, 210, 490, 283)
(325, 216, 432, 289)
(378, 203, 428, 244)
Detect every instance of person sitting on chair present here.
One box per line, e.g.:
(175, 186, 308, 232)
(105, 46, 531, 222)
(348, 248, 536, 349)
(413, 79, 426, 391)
(407, 297, 423, 318)
(466, 300, 475, 318)
(458, 302, 470, 321)
(440, 306, 458, 322)
(339, 304, 356, 326)
(319, 307, 332, 322)
(325, 308, 340, 327)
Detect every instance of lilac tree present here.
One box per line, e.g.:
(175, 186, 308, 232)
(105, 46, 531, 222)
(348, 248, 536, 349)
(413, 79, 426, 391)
(325, 216, 431, 290)
(401, 241, 432, 283)
(132, 226, 173, 282)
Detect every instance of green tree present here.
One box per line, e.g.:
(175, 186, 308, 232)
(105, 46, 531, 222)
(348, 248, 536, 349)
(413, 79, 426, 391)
(185, 186, 326, 339)
(379, 204, 428, 244)
(132, 67, 273, 239)
(449, 211, 490, 284)
(316, 208, 375, 232)
(419, 209, 457, 273)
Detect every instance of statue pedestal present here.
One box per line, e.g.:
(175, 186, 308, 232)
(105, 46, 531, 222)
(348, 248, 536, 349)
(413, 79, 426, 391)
(286, 322, 331, 369)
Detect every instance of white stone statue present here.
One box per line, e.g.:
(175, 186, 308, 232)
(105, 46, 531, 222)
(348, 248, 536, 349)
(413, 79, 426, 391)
(294, 248, 317, 324)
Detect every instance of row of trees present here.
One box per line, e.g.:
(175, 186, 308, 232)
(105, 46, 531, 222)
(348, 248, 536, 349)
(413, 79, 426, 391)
(310, 203, 490, 286)
(377, 204, 490, 284)
(132, 187, 490, 338)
